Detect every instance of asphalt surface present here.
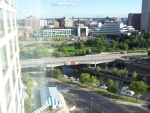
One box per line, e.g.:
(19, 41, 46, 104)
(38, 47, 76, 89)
(20, 52, 147, 67)
(30, 72, 150, 113)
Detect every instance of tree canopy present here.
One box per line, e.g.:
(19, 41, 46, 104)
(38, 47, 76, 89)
(130, 81, 148, 101)
(107, 80, 118, 94)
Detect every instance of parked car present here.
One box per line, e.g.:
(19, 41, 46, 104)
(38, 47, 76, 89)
(69, 77, 76, 81)
(99, 85, 107, 90)
(120, 87, 135, 97)
(63, 75, 68, 78)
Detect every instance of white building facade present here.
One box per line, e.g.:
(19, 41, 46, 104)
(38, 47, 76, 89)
(93, 22, 123, 35)
(43, 28, 72, 38)
(25, 16, 41, 31)
(0, 0, 24, 113)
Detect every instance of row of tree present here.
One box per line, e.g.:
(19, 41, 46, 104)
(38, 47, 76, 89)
(45, 67, 148, 102)
(94, 66, 138, 80)
(46, 68, 62, 78)
(20, 44, 50, 59)
(21, 73, 34, 113)
(79, 73, 99, 88)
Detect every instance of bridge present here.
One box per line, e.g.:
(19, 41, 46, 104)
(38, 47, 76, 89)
(20, 52, 147, 68)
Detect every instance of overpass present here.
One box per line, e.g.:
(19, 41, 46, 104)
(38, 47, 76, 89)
(20, 52, 147, 68)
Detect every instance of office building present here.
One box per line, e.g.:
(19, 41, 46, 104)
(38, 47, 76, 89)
(141, 0, 150, 32)
(128, 13, 141, 31)
(93, 22, 123, 35)
(25, 16, 41, 31)
(53, 20, 60, 28)
(0, 0, 24, 113)
(65, 18, 74, 28)
(74, 24, 89, 36)
(43, 28, 72, 38)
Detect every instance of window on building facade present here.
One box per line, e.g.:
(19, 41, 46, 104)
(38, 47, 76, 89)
(0, 46, 7, 74)
(6, 11, 11, 33)
(12, 66, 16, 87)
(14, 36, 18, 51)
(5, 80, 11, 109)
(11, 0, 14, 7)
(9, 39, 13, 59)
(12, 13, 16, 30)
(0, 8, 4, 38)
(5, 0, 9, 4)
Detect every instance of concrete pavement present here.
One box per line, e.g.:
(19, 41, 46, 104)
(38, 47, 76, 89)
(57, 92, 70, 113)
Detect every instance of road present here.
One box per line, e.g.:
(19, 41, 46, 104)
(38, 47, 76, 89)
(30, 72, 150, 113)
(20, 52, 147, 67)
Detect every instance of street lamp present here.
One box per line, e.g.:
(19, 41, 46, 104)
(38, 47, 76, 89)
(91, 97, 93, 113)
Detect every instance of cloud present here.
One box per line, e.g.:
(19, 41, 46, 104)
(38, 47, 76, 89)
(50, 0, 80, 6)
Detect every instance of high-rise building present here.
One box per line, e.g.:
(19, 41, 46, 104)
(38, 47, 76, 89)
(128, 13, 141, 31)
(141, 0, 150, 32)
(25, 15, 41, 31)
(0, 0, 24, 113)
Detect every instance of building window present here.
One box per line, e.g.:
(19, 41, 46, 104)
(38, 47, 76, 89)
(5, 80, 11, 108)
(14, 36, 18, 51)
(5, 0, 9, 4)
(6, 11, 11, 33)
(12, 13, 16, 30)
(0, 46, 7, 74)
(9, 39, 13, 59)
(11, 0, 14, 7)
(12, 67, 16, 87)
(0, 9, 4, 38)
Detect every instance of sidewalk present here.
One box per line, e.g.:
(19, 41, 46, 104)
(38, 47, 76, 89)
(57, 92, 70, 113)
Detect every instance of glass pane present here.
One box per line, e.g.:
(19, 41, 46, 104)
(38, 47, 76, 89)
(9, 39, 13, 59)
(0, 46, 7, 74)
(7, 11, 11, 33)
(5, 0, 9, 4)
(5, 80, 11, 108)
(12, 67, 16, 87)
(11, 0, 14, 7)
(12, 13, 16, 30)
(0, 9, 4, 38)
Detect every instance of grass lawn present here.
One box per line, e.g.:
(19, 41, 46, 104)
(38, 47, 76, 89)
(91, 89, 141, 104)
(55, 77, 142, 104)
(63, 46, 75, 51)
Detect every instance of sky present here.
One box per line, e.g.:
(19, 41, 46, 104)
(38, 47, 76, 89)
(16, 0, 142, 19)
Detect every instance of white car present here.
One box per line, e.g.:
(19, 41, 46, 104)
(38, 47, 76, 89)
(99, 85, 108, 90)
(63, 75, 68, 78)
(69, 77, 76, 81)
(120, 87, 135, 97)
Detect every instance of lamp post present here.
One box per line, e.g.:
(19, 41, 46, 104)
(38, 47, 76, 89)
(91, 97, 93, 113)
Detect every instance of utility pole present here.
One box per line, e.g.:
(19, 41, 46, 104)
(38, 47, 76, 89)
(91, 98, 93, 113)
(80, 106, 82, 113)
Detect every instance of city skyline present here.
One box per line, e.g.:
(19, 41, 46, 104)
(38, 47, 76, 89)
(16, 0, 142, 19)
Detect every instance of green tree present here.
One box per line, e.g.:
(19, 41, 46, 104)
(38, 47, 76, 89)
(104, 66, 108, 72)
(24, 98, 34, 113)
(130, 81, 148, 101)
(112, 68, 118, 75)
(132, 71, 137, 81)
(107, 80, 118, 94)
(54, 69, 62, 78)
(95, 66, 101, 72)
(26, 82, 34, 97)
(90, 76, 100, 89)
(123, 68, 128, 77)
(21, 73, 32, 84)
(79, 73, 90, 87)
